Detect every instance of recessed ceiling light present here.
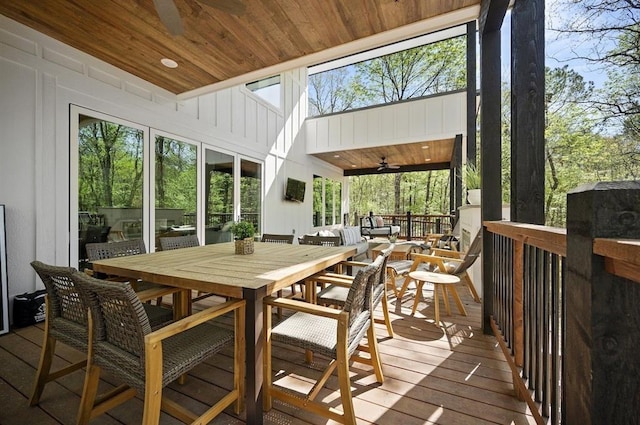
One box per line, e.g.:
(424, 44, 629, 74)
(421, 145, 430, 149)
(333, 154, 340, 158)
(161, 58, 178, 68)
(351, 164, 357, 168)
(425, 158, 431, 162)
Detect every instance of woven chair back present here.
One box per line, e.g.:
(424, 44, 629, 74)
(30, 261, 89, 349)
(343, 255, 384, 327)
(159, 234, 200, 251)
(261, 234, 294, 244)
(85, 239, 146, 261)
(73, 272, 151, 361)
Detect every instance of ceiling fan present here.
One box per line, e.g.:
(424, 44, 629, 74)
(377, 157, 400, 171)
(153, 0, 246, 36)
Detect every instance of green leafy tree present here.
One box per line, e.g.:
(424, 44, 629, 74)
(355, 36, 466, 104)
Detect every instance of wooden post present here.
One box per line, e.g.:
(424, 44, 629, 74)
(511, 0, 545, 224)
(564, 181, 640, 424)
(479, 0, 509, 334)
(406, 211, 412, 241)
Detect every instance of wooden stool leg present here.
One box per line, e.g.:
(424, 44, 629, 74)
(411, 281, 424, 315)
(441, 285, 452, 316)
(433, 283, 440, 324)
(449, 285, 467, 316)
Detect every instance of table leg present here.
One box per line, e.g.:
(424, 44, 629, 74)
(243, 287, 265, 425)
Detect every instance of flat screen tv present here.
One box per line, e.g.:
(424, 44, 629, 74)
(285, 178, 306, 203)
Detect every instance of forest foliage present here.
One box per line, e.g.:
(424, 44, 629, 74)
(308, 5, 640, 227)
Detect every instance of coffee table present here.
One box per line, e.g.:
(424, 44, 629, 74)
(371, 243, 418, 261)
(408, 270, 467, 324)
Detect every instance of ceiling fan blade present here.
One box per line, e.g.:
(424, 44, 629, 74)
(198, 0, 246, 16)
(153, 0, 184, 35)
(388, 164, 400, 169)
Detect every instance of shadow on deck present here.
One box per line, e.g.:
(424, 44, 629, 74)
(0, 284, 535, 424)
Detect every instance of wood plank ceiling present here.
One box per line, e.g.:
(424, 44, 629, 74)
(0, 0, 479, 97)
(312, 138, 455, 174)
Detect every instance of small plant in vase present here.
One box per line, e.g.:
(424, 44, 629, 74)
(464, 162, 481, 205)
(231, 221, 256, 254)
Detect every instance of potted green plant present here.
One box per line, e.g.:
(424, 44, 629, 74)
(231, 221, 256, 254)
(464, 163, 481, 205)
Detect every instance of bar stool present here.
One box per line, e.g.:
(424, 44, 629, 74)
(408, 270, 467, 325)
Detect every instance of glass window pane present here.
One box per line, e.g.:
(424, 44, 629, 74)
(246, 75, 281, 108)
(324, 179, 334, 225)
(77, 114, 143, 268)
(240, 159, 262, 234)
(155, 136, 197, 248)
(313, 175, 323, 226)
(335, 181, 342, 224)
(204, 150, 234, 244)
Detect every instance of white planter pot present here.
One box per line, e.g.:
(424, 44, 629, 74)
(467, 189, 481, 205)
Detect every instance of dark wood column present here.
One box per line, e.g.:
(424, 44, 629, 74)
(450, 134, 463, 217)
(466, 20, 477, 166)
(511, 0, 545, 224)
(479, 0, 509, 333)
(565, 181, 640, 424)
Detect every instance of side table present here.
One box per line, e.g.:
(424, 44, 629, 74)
(408, 270, 467, 324)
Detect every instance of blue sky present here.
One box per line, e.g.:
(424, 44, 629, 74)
(501, 4, 609, 89)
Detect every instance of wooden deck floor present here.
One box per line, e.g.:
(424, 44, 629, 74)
(0, 285, 535, 425)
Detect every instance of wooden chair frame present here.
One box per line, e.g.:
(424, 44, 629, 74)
(76, 276, 245, 425)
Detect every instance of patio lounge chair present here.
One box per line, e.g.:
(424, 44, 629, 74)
(360, 215, 400, 239)
(388, 230, 482, 303)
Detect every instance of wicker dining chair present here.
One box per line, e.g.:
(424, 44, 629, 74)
(261, 233, 300, 308)
(28, 261, 89, 407)
(73, 272, 245, 425)
(314, 245, 396, 338)
(158, 234, 200, 251)
(264, 255, 385, 425)
(85, 239, 181, 308)
(261, 233, 294, 244)
(299, 234, 341, 247)
(157, 234, 215, 304)
(28, 261, 173, 408)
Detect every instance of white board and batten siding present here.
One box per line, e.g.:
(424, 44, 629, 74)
(305, 91, 467, 153)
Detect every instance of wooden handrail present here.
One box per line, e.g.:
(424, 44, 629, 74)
(594, 238, 640, 283)
(484, 221, 567, 256)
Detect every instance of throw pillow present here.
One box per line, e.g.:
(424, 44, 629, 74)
(342, 226, 362, 245)
(375, 216, 385, 227)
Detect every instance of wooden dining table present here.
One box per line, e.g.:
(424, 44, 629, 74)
(90, 241, 356, 425)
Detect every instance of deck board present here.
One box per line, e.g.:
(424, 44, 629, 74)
(0, 282, 534, 424)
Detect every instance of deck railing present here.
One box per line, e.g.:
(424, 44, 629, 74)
(486, 210, 640, 424)
(359, 213, 454, 239)
(485, 222, 566, 424)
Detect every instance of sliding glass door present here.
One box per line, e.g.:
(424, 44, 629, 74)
(154, 134, 198, 247)
(72, 107, 264, 266)
(75, 112, 145, 269)
(204, 149, 235, 244)
(240, 158, 262, 234)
